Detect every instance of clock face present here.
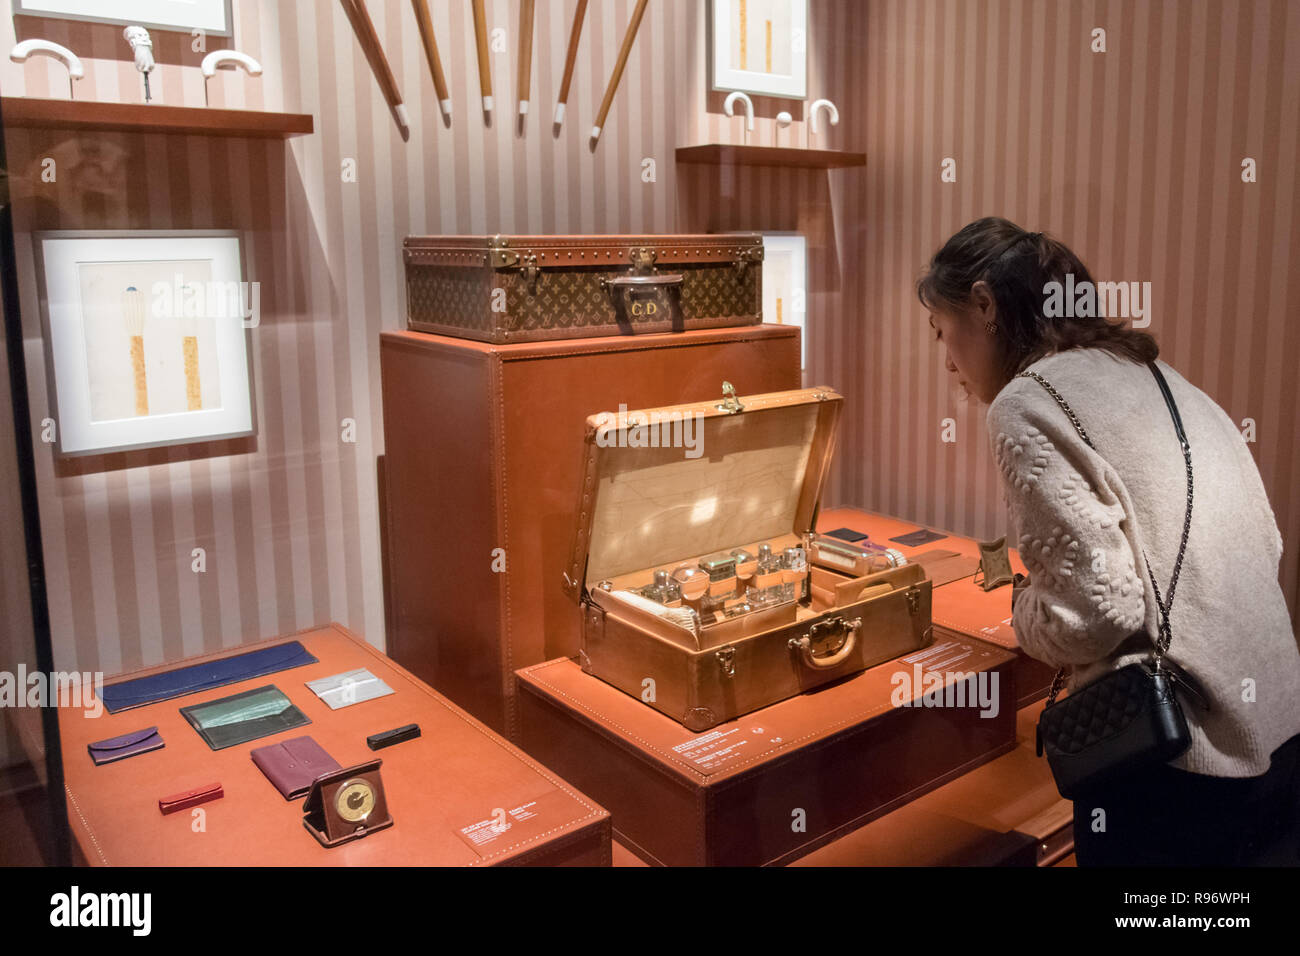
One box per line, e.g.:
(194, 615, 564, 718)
(335, 779, 376, 823)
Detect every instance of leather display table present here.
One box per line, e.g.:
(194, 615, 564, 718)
(59, 624, 610, 866)
(817, 507, 1055, 706)
(609, 700, 1071, 868)
(790, 698, 1072, 866)
(516, 637, 1018, 866)
(611, 702, 1072, 867)
(380, 324, 801, 739)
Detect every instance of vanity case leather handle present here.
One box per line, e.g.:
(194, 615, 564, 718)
(789, 616, 861, 670)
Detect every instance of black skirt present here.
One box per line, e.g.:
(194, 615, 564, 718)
(1070, 733, 1300, 866)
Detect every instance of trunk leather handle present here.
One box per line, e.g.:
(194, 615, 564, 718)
(789, 616, 861, 670)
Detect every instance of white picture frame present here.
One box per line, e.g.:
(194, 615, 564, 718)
(710, 0, 808, 100)
(14, 0, 233, 36)
(758, 232, 808, 372)
(34, 231, 256, 457)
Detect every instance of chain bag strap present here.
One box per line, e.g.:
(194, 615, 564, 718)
(1016, 361, 1203, 797)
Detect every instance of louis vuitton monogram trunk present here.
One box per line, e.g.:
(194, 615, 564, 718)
(404, 234, 764, 343)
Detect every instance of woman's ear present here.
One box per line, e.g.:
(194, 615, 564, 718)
(969, 280, 996, 321)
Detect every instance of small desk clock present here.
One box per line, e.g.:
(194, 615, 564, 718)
(303, 759, 393, 848)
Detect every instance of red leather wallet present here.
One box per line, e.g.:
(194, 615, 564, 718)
(158, 782, 223, 815)
(250, 736, 341, 800)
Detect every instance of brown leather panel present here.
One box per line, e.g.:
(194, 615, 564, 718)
(381, 335, 504, 728)
(60, 624, 609, 866)
(381, 322, 797, 359)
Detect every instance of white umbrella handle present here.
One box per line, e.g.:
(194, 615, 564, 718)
(201, 50, 263, 79)
(724, 91, 755, 133)
(10, 39, 85, 78)
(810, 98, 839, 136)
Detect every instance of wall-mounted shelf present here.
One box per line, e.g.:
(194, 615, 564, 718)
(0, 97, 313, 138)
(676, 143, 866, 169)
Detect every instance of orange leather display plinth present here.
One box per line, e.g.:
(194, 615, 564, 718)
(60, 624, 610, 866)
(516, 637, 1018, 867)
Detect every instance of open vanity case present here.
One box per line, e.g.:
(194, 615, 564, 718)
(563, 385, 935, 730)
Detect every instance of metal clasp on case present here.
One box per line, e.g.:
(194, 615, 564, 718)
(716, 645, 736, 678)
(716, 381, 744, 414)
(907, 586, 921, 614)
(630, 246, 657, 274)
(732, 245, 762, 279)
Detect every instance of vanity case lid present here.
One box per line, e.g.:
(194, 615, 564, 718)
(563, 384, 844, 600)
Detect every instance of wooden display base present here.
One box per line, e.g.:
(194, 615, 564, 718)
(516, 636, 1018, 867)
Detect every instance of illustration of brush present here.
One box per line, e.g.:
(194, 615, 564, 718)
(122, 286, 148, 416)
(181, 284, 202, 411)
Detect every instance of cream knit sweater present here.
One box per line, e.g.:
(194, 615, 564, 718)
(987, 347, 1300, 778)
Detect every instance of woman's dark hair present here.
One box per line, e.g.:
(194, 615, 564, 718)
(916, 217, 1158, 387)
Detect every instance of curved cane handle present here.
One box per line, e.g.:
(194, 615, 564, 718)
(724, 91, 755, 132)
(810, 98, 839, 136)
(201, 50, 264, 79)
(10, 39, 85, 79)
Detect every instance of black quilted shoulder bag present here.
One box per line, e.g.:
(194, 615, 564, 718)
(1017, 360, 1209, 799)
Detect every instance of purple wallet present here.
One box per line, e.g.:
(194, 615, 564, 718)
(88, 726, 165, 766)
(250, 735, 342, 800)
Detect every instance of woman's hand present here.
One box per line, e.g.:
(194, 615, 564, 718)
(1011, 572, 1029, 609)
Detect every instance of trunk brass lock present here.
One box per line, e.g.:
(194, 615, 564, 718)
(732, 245, 763, 279)
(630, 246, 657, 273)
(488, 237, 540, 287)
(716, 645, 736, 678)
(520, 253, 540, 288)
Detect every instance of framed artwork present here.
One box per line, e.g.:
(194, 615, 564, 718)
(710, 0, 808, 100)
(14, 0, 233, 36)
(34, 231, 255, 457)
(759, 232, 808, 371)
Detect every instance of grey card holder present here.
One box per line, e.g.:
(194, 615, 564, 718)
(305, 668, 395, 710)
(180, 684, 310, 751)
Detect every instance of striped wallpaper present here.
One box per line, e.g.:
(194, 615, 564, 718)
(847, 0, 1300, 621)
(0, 0, 1294, 738)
